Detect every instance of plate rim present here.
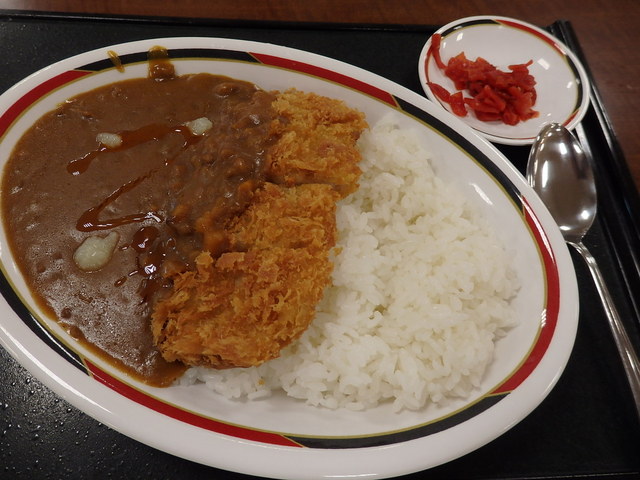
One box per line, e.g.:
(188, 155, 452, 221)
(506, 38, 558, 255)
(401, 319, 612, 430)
(0, 35, 579, 479)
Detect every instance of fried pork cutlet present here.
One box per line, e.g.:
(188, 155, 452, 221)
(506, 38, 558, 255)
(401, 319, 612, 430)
(152, 184, 341, 368)
(151, 91, 367, 369)
(266, 89, 367, 197)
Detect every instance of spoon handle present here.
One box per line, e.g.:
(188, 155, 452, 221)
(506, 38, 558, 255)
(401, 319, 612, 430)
(571, 240, 640, 419)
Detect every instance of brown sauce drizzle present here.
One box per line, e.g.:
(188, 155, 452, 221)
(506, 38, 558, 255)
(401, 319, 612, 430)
(132, 225, 160, 253)
(75, 174, 163, 231)
(67, 123, 202, 176)
(148, 46, 176, 81)
(73, 124, 206, 232)
(107, 50, 124, 73)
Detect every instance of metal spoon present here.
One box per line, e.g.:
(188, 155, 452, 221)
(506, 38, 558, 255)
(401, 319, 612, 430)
(527, 122, 640, 419)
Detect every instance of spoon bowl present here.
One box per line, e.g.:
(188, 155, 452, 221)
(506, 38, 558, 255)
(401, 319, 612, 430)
(527, 123, 597, 243)
(527, 123, 640, 419)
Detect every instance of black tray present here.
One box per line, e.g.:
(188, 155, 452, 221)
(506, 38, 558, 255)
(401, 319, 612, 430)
(0, 10, 639, 480)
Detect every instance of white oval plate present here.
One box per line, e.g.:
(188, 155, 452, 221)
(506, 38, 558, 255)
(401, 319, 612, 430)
(0, 37, 578, 479)
(418, 15, 591, 145)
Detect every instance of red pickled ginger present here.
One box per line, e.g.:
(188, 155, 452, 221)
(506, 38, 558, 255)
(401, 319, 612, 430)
(427, 33, 539, 125)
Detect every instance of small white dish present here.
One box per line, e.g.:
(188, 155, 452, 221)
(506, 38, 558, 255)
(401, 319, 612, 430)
(418, 15, 591, 145)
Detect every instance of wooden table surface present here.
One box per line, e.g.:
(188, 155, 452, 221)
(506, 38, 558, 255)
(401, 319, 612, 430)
(1, 0, 638, 187)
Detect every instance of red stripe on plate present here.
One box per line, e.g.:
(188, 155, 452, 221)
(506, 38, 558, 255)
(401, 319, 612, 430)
(251, 52, 397, 106)
(0, 70, 90, 138)
(85, 360, 302, 447)
(562, 108, 580, 127)
(497, 19, 565, 57)
(492, 198, 560, 394)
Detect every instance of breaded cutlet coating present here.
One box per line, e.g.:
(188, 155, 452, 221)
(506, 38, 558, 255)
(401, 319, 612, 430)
(228, 182, 340, 253)
(266, 89, 367, 197)
(152, 184, 340, 368)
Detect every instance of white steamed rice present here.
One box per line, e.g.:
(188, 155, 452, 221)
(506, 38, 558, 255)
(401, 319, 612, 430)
(178, 114, 519, 412)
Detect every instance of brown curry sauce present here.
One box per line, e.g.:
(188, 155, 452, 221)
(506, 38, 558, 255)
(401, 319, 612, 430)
(1, 50, 277, 386)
